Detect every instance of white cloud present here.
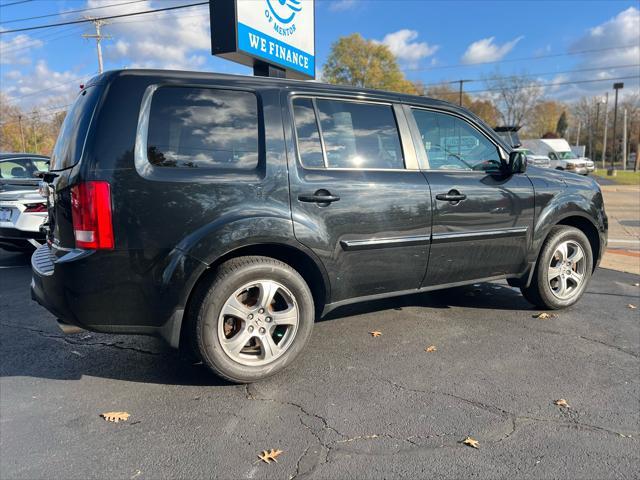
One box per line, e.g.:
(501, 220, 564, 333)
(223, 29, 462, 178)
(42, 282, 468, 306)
(461, 36, 523, 64)
(0, 33, 43, 65)
(86, 0, 210, 70)
(375, 30, 439, 66)
(328, 0, 358, 12)
(2, 61, 90, 110)
(551, 6, 640, 100)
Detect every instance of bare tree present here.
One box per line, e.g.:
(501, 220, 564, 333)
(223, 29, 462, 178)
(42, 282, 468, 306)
(484, 73, 543, 127)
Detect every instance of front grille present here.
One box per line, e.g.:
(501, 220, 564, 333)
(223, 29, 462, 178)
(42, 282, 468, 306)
(31, 244, 55, 276)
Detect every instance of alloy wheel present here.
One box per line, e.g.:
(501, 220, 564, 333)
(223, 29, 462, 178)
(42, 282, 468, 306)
(547, 240, 586, 300)
(218, 280, 299, 366)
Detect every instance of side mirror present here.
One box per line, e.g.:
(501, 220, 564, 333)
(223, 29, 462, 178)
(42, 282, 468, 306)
(507, 150, 527, 174)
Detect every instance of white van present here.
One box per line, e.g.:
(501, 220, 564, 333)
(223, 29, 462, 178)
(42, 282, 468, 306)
(521, 139, 593, 175)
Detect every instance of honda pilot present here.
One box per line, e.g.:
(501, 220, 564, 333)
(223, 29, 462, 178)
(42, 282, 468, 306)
(32, 70, 608, 383)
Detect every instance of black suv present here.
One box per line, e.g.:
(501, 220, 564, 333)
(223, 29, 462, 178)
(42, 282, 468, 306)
(32, 70, 607, 382)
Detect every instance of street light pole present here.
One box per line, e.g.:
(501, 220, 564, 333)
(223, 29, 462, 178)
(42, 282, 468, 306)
(601, 92, 609, 169)
(609, 82, 624, 175)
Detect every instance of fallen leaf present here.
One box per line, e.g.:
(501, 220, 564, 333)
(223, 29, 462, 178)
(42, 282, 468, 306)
(100, 411, 131, 422)
(425, 345, 437, 352)
(627, 304, 637, 309)
(258, 449, 283, 464)
(554, 399, 570, 408)
(370, 331, 382, 337)
(533, 312, 555, 319)
(462, 436, 480, 449)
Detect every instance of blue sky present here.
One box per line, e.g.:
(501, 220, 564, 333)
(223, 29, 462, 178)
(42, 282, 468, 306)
(1, 0, 638, 110)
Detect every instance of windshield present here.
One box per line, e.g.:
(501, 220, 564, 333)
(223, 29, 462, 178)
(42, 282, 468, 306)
(0, 157, 49, 180)
(558, 151, 578, 160)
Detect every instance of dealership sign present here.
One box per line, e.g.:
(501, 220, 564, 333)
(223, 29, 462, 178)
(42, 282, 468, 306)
(210, 0, 315, 79)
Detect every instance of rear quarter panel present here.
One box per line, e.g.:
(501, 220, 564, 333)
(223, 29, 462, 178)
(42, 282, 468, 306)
(74, 73, 296, 329)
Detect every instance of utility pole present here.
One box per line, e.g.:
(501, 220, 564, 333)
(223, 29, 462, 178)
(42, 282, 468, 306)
(592, 99, 601, 160)
(609, 82, 624, 175)
(601, 92, 609, 169)
(633, 121, 640, 172)
(622, 108, 627, 171)
(575, 121, 581, 147)
(17, 115, 26, 152)
(451, 79, 472, 107)
(82, 18, 111, 74)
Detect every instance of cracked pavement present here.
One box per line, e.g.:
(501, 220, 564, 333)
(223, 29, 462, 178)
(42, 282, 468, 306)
(1, 250, 639, 479)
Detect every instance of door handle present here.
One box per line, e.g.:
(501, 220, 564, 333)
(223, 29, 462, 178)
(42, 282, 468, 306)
(298, 190, 340, 204)
(436, 190, 467, 203)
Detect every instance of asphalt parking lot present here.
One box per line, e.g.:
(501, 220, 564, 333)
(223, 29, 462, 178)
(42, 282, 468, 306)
(1, 250, 639, 479)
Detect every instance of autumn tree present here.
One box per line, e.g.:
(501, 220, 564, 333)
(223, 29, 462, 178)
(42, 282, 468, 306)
(526, 101, 565, 138)
(556, 111, 568, 137)
(484, 73, 543, 127)
(424, 83, 500, 126)
(322, 33, 418, 94)
(0, 93, 63, 155)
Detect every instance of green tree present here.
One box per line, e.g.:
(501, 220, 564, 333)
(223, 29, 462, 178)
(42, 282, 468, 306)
(556, 111, 568, 137)
(322, 33, 418, 94)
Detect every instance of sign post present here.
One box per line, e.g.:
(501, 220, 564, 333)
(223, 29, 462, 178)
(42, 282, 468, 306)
(210, 0, 315, 80)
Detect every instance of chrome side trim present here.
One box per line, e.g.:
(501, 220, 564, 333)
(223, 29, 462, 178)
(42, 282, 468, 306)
(341, 234, 430, 251)
(432, 227, 528, 244)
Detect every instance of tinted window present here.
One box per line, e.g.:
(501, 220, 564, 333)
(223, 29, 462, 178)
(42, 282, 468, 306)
(147, 87, 259, 170)
(411, 109, 501, 172)
(50, 86, 100, 171)
(316, 99, 404, 169)
(292, 98, 325, 168)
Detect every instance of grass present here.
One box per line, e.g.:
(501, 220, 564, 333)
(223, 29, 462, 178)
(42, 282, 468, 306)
(593, 169, 640, 186)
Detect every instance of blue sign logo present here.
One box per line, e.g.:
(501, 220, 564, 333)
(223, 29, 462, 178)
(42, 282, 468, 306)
(266, 0, 302, 24)
(265, 0, 301, 36)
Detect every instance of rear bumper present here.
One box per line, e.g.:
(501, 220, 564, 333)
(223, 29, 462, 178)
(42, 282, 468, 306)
(30, 244, 206, 348)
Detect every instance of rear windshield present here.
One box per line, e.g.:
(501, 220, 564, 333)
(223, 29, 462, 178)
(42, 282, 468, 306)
(50, 86, 101, 171)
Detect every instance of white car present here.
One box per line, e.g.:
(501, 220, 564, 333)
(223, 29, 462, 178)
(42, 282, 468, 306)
(521, 149, 551, 168)
(0, 153, 49, 252)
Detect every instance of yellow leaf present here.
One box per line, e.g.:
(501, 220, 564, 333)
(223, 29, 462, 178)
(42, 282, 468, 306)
(370, 331, 382, 337)
(462, 436, 479, 449)
(554, 399, 570, 408)
(100, 411, 130, 422)
(258, 449, 283, 464)
(425, 345, 437, 352)
(628, 304, 637, 310)
(533, 312, 555, 319)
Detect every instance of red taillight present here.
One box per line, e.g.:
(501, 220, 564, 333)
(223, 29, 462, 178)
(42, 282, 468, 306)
(24, 203, 47, 213)
(71, 181, 114, 250)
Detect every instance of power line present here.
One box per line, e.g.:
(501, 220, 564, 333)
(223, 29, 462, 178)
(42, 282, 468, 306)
(0, 0, 34, 7)
(0, 0, 148, 25)
(0, 1, 208, 34)
(405, 43, 640, 72)
(421, 63, 640, 88)
(465, 75, 640, 94)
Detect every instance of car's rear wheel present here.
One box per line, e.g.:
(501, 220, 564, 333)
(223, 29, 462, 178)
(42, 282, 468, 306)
(192, 256, 314, 383)
(521, 226, 593, 309)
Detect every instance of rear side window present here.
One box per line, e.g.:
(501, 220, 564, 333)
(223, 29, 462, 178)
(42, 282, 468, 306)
(50, 86, 101, 171)
(292, 97, 405, 170)
(292, 98, 324, 168)
(146, 87, 259, 170)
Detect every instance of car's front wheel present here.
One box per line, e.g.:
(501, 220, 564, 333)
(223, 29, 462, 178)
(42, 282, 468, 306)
(521, 226, 593, 309)
(192, 256, 315, 383)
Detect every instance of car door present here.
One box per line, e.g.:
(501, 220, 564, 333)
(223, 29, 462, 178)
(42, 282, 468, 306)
(405, 106, 535, 287)
(284, 93, 432, 304)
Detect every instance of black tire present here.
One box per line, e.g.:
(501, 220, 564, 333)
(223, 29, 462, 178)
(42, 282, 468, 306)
(521, 226, 593, 309)
(192, 256, 315, 383)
